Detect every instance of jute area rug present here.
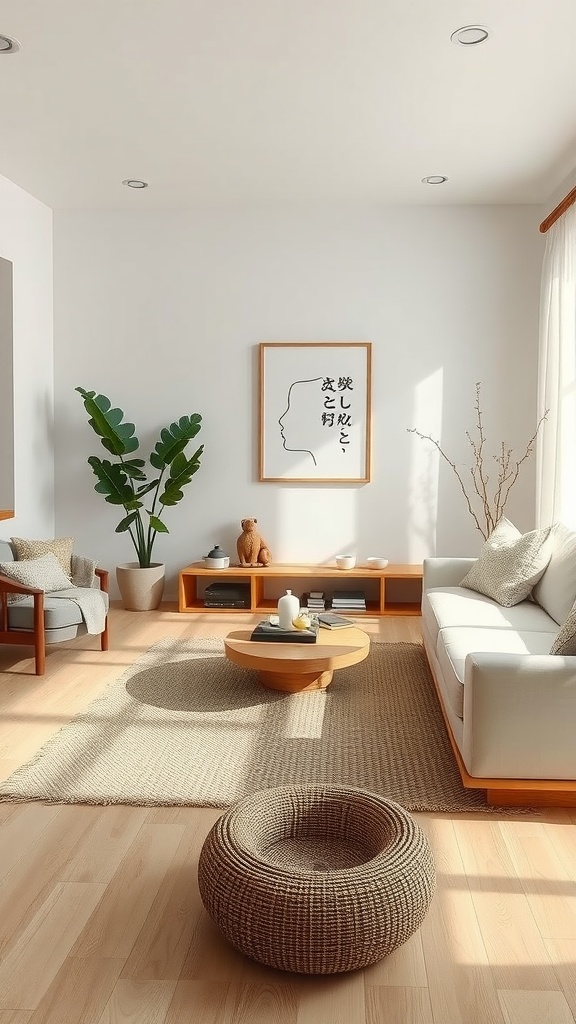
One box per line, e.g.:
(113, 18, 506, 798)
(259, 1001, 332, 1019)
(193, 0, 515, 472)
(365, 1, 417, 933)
(0, 638, 502, 812)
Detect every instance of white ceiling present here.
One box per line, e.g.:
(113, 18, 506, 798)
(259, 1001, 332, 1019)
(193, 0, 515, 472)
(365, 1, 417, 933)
(0, 0, 575, 212)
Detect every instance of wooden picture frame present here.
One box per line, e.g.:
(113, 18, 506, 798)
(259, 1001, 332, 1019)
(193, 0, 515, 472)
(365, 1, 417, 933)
(259, 342, 372, 483)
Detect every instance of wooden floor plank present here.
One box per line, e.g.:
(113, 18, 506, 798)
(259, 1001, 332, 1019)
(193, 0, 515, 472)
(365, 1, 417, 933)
(499, 827, 576, 941)
(418, 816, 505, 1024)
(295, 973, 366, 1024)
(0, 804, 59, 884)
(120, 813, 220, 981)
(0, 806, 105, 955)
(164, 981, 231, 1024)
(0, 882, 105, 1010)
(454, 817, 560, 991)
(363, 931, 427, 987)
(222, 981, 299, 1024)
(497, 988, 574, 1024)
(544, 938, 576, 1019)
(95, 980, 177, 1024)
(366, 985, 433, 1024)
(59, 805, 150, 884)
(71, 824, 186, 960)
(28, 956, 124, 1024)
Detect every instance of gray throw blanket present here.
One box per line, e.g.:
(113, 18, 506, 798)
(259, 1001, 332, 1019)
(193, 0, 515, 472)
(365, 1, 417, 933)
(51, 587, 109, 634)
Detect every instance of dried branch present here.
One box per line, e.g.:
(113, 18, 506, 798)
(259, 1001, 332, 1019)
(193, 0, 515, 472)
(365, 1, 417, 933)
(408, 382, 548, 539)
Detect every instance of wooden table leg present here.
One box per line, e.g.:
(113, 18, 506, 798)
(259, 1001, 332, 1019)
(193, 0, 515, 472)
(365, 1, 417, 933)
(258, 669, 333, 693)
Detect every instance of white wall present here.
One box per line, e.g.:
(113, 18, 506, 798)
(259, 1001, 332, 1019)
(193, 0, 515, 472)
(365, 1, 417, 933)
(0, 173, 54, 540)
(53, 206, 544, 598)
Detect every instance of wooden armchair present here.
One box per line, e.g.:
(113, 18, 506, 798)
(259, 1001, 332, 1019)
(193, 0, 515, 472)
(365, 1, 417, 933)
(0, 541, 109, 675)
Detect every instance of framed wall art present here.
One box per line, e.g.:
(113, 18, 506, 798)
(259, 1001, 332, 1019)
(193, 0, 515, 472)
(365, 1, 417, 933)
(259, 342, 372, 483)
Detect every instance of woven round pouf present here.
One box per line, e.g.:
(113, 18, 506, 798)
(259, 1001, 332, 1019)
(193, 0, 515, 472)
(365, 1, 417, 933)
(197, 784, 436, 974)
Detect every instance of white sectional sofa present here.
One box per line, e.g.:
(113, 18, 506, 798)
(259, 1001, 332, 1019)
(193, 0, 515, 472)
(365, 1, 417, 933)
(422, 522, 576, 806)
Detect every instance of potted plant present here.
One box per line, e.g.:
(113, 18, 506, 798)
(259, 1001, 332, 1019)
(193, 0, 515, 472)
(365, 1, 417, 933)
(76, 387, 204, 610)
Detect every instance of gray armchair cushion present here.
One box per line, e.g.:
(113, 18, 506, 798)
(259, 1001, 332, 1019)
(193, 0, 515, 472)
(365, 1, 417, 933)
(8, 595, 84, 630)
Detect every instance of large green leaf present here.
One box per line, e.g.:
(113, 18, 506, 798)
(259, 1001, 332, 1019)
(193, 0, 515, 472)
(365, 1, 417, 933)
(87, 457, 141, 507)
(120, 458, 147, 481)
(149, 514, 169, 533)
(76, 388, 140, 456)
(149, 414, 202, 469)
(116, 511, 139, 533)
(159, 445, 204, 506)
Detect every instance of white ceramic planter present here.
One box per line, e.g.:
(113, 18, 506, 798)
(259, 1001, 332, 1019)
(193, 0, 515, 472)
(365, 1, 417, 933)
(116, 562, 165, 611)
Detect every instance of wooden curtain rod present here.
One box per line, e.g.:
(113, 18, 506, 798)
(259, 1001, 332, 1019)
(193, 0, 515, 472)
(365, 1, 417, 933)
(539, 183, 576, 233)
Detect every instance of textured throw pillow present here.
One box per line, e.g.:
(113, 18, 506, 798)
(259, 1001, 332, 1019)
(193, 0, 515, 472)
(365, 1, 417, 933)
(11, 536, 74, 576)
(460, 518, 552, 607)
(0, 553, 72, 593)
(550, 602, 576, 655)
(533, 522, 576, 625)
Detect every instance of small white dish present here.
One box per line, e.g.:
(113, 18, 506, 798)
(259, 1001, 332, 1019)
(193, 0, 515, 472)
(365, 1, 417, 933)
(336, 555, 356, 570)
(366, 557, 388, 570)
(203, 555, 230, 569)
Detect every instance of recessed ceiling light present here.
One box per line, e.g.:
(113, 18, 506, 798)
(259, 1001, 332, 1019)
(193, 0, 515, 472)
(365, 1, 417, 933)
(0, 34, 20, 54)
(421, 175, 448, 185)
(122, 179, 148, 189)
(450, 25, 489, 46)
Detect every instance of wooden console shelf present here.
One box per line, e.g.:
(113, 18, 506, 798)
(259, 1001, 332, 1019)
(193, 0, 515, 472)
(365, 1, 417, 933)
(178, 562, 423, 616)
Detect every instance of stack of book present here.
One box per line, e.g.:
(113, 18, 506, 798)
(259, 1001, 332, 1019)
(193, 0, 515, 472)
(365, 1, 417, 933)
(303, 590, 326, 612)
(250, 620, 319, 643)
(331, 589, 367, 613)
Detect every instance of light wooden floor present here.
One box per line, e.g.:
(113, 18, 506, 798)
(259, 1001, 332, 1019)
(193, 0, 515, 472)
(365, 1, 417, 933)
(1, 606, 576, 1024)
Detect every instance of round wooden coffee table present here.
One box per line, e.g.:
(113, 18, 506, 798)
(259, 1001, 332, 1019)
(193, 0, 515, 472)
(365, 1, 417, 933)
(224, 626, 370, 693)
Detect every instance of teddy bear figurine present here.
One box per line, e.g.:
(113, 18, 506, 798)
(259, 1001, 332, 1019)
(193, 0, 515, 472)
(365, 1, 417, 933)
(236, 518, 272, 567)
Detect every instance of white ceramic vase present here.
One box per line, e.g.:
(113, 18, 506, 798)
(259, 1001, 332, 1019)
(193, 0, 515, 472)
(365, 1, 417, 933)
(277, 589, 299, 630)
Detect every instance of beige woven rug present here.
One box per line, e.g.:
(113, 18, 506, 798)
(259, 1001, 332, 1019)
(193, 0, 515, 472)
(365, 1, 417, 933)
(0, 638, 504, 811)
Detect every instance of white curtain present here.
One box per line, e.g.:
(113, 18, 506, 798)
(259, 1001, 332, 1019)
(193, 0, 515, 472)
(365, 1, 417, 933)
(536, 203, 576, 528)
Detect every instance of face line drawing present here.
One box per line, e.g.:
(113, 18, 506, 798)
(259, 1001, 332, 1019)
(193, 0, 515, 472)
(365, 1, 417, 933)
(278, 376, 323, 466)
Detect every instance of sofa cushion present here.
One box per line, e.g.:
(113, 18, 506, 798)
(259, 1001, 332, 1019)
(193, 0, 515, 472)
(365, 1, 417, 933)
(422, 587, 557, 646)
(7, 595, 84, 630)
(532, 522, 576, 626)
(436, 626, 558, 720)
(10, 535, 74, 576)
(550, 601, 576, 655)
(0, 553, 73, 594)
(460, 518, 551, 607)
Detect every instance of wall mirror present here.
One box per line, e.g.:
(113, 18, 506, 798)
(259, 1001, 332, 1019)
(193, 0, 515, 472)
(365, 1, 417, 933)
(0, 256, 14, 519)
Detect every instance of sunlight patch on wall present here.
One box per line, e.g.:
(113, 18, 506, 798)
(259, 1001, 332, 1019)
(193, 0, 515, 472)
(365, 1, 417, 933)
(407, 369, 444, 560)
(276, 488, 358, 563)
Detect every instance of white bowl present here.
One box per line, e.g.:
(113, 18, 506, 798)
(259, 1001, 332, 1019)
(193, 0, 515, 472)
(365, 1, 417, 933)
(366, 557, 388, 570)
(335, 555, 356, 570)
(203, 555, 230, 569)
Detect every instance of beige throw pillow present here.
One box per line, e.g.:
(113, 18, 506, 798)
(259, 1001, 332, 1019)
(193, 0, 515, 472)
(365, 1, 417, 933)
(460, 518, 552, 607)
(532, 522, 576, 625)
(0, 553, 73, 594)
(11, 536, 74, 576)
(550, 602, 576, 655)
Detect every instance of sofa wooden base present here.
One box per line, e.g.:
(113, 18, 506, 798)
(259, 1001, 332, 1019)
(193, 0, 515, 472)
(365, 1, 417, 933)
(424, 648, 576, 809)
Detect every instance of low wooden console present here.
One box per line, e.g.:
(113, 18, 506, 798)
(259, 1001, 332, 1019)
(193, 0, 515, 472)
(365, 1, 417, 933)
(178, 562, 423, 616)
